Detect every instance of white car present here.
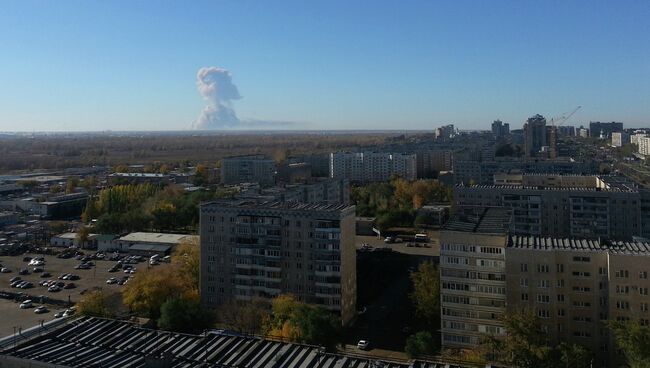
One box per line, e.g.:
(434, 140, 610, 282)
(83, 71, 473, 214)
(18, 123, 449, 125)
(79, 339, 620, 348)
(34, 306, 48, 314)
(357, 340, 370, 350)
(19, 300, 33, 309)
(106, 277, 118, 284)
(0, 267, 11, 273)
(62, 308, 75, 317)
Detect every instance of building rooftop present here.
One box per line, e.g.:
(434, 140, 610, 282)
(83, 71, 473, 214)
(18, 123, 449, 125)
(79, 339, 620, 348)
(0, 317, 472, 368)
(509, 235, 650, 255)
(443, 207, 511, 234)
(109, 172, 168, 178)
(203, 199, 353, 212)
(118, 232, 195, 245)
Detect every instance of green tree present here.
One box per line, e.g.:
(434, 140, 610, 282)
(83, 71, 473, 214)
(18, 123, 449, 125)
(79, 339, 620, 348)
(405, 331, 436, 358)
(75, 225, 91, 248)
(410, 261, 440, 328)
(558, 342, 592, 368)
(482, 308, 554, 368)
(608, 320, 650, 368)
(217, 299, 269, 335)
(158, 297, 213, 333)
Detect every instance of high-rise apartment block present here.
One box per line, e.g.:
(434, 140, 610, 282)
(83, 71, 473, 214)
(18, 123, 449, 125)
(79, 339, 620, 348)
(611, 132, 630, 147)
(416, 150, 454, 178)
(329, 152, 417, 183)
(638, 137, 650, 156)
(199, 200, 357, 324)
(454, 174, 645, 240)
(440, 208, 650, 367)
(435, 124, 456, 141)
(491, 120, 510, 138)
(440, 207, 512, 347)
(589, 122, 624, 139)
(524, 114, 548, 157)
(221, 155, 277, 186)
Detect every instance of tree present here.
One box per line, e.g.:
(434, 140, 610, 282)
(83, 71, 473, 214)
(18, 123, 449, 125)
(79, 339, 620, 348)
(558, 342, 592, 368)
(158, 297, 213, 333)
(122, 264, 197, 319)
(410, 261, 440, 328)
(405, 331, 436, 358)
(193, 164, 208, 186)
(75, 226, 91, 248)
(263, 294, 341, 350)
(608, 320, 650, 368)
(172, 237, 200, 290)
(217, 299, 269, 335)
(47, 221, 68, 235)
(65, 177, 79, 194)
(77, 289, 116, 318)
(481, 309, 594, 367)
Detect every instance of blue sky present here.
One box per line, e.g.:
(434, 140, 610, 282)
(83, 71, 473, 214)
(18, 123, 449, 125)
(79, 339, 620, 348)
(0, 0, 648, 131)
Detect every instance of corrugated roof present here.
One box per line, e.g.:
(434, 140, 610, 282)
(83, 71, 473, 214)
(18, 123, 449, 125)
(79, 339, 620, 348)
(1, 317, 473, 368)
(508, 235, 650, 255)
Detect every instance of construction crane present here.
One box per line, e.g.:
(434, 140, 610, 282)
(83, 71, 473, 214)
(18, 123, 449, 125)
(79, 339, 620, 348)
(550, 105, 582, 127)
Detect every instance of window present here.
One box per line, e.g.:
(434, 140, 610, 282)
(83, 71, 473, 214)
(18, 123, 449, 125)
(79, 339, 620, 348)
(537, 294, 550, 303)
(537, 264, 550, 273)
(640, 287, 649, 296)
(557, 279, 565, 288)
(557, 294, 565, 302)
(557, 264, 564, 273)
(520, 263, 528, 272)
(558, 308, 566, 317)
(641, 271, 649, 279)
(615, 270, 630, 278)
(520, 278, 529, 288)
(599, 267, 607, 276)
(573, 256, 591, 262)
(537, 309, 550, 319)
(615, 301, 630, 310)
(641, 303, 649, 312)
(521, 293, 529, 301)
(538, 280, 550, 288)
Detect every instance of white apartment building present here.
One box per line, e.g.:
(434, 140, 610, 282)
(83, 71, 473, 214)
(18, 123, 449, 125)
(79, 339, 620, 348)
(329, 152, 416, 183)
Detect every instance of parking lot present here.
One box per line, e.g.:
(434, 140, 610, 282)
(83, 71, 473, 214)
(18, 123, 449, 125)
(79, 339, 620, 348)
(355, 231, 440, 257)
(0, 252, 147, 337)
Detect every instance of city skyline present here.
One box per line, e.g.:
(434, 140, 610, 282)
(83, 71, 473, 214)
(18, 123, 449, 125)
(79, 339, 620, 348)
(1, 1, 649, 131)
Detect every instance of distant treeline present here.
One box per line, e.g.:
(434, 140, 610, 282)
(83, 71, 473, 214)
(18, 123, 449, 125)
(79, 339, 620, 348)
(0, 133, 412, 172)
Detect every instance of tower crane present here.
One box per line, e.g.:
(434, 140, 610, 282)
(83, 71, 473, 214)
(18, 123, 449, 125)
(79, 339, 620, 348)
(548, 106, 582, 159)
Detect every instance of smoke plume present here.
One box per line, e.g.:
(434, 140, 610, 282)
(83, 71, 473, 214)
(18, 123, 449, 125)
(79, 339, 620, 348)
(192, 66, 242, 129)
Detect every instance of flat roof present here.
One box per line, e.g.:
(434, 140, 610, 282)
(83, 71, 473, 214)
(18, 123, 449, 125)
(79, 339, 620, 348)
(129, 243, 171, 252)
(203, 199, 353, 212)
(118, 232, 195, 244)
(0, 317, 469, 368)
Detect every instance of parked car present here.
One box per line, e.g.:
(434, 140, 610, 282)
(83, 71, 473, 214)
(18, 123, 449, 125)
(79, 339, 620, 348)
(48, 285, 61, 292)
(19, 300, 33, 309)
(63, 283, 76, 289)
(34, 306, 48, 314)
(32, 267, 43, 273)
(106, 277, 118, 284)
(40, 272, 51, 278)
(62, 308, 75, 317)
(357, 340, 370, 350)
(54, 310, 65, 318)
(0, 268, 10, 273)
(9, 276, 21, 283)
(18, 269, 29, 275)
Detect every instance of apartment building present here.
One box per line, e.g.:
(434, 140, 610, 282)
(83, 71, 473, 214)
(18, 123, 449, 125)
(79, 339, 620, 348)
(236, 178, 350, 205)
(506, 236, 650, 367)
(611, 132, 630, 147)
(220, 155, 276, 186)
(638, 137, 650, 156)
(440, 207, 512, 348)
(454, 175, 642, 240)
(329, 152, 417, 183)
(453, 158, 597, 185)
(199, 200, 357, 324)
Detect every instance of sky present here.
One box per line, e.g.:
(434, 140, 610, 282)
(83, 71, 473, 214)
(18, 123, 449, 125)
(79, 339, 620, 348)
(0, 0, 649, 131)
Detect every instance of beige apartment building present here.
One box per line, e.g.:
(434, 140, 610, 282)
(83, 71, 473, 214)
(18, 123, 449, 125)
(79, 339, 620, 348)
(199, 200, 357, 324)
(506, 236, 650, 367)
(440, 207, 512, 347)
(442, 211, 650, 367)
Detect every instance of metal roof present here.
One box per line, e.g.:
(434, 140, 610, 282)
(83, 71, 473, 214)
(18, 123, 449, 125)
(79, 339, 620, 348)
(1, 317, 473, 368)
(443, 207, 511, 234)
(509, 235, 650, 255)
